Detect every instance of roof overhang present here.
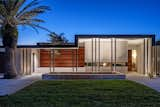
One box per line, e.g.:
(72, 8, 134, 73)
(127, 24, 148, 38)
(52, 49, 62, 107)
(75, 34, 156, 46)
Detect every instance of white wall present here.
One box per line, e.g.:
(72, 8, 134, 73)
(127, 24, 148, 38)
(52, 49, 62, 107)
(15, 48, 33, 75)
(116, 39, 128, 62)
(148, 39, 152, 74)
(137, 43, 144, 74)
(156, 46, 160, 74)
(31, 49, 39, 71)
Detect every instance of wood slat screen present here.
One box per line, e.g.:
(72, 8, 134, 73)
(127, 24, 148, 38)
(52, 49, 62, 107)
(40, 47, 85, 67)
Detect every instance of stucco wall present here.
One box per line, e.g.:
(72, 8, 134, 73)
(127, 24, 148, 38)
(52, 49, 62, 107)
(156, 46, 160, 74)
(136, 43, 145, 74)
(16, 48, 33, 75)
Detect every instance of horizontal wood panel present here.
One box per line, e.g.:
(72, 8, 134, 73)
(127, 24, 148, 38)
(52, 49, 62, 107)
(40, 48, 85, 67)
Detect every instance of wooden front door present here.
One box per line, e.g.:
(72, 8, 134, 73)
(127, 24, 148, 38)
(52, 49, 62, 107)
(128, 50, 132, 71)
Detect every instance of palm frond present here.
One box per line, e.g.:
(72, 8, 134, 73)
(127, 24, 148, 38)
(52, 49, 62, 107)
(29, 23, 51, 33)
(0, 15, 4, 20)
(16, 0, 39, 17)
(19, 18, 45, 24)
(21, 23, 51, 33)
(0, 0, 50, 33)
(48, 32, 68, 44)
(11, 0, 26, 16)
(14, 0, 26, 9)
(28, 24, 39, 34)
(0, 19, 3, 24)
(0, 3, 8, 17)
(18, 6, 50, 20)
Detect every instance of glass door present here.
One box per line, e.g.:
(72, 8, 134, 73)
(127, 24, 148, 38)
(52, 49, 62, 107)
(98, 38, 112, 72)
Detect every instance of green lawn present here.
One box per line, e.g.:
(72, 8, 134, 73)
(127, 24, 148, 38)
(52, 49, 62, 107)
(0, 80, 160, 107)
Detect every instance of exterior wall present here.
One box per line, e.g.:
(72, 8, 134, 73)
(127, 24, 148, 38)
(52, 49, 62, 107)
(0, 48, 33, 75)
(136, 43, 145, 74)
(32, 49, 39, 72)
(16, 48, 33, 75)
(0, 36, 156, 76)
(156, 46, 160, 75)
(148, 39, 152, 74)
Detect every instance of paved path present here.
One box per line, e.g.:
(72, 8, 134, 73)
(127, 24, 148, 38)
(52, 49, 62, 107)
(0, 73, 41, 96)
(127, 73, 160, 92)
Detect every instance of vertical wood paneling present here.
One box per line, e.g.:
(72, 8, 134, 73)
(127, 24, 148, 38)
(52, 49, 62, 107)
(40, 47, 85, 67)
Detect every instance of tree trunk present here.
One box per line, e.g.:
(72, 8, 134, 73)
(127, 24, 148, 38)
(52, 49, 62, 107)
(2, 24, 18, 79)
(4, 47, 17, 79)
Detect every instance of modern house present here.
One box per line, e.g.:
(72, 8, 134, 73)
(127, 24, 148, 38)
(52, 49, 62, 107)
(0, 34, 160, 77)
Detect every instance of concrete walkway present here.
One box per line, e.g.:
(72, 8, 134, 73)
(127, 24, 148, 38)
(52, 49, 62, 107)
(127, 72, 160, 92)
(0, 73, 41, 96)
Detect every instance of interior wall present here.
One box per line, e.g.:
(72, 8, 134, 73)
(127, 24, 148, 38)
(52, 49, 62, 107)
(115, 39, 128, 62)
(82, 38, 129, 73)
(128, 44, 144, 74)
(84, 39, 128, 63)
(81, 38, 149, 74)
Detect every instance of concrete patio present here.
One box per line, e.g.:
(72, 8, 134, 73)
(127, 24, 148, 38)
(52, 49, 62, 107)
(0, 73, 41, 96)
(127, 72, 160, 92)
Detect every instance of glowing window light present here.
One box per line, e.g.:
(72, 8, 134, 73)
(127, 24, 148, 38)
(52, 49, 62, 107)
(103, 63, 106, 67)
(132, 50, 137, 59)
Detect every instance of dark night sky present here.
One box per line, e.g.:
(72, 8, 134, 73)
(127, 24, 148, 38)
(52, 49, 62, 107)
(18, 0, 160, 44)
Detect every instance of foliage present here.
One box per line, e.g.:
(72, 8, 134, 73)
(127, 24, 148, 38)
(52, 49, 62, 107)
(48, 32, 68, 55)
(148, 72, 154, 79)
(0, 0, 50, 33)
(48, 32, 68, 45)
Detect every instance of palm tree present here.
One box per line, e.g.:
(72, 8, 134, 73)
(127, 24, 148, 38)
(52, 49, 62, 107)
(48, 32, 68, 55)
(48, 32, 68, 45)
(0, 0, 50, 79)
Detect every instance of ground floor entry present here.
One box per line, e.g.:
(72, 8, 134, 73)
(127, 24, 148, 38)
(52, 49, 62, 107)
(36, 37, 153, 75)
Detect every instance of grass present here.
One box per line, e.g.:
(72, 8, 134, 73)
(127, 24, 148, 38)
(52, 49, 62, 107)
(0, 80, 160, 107)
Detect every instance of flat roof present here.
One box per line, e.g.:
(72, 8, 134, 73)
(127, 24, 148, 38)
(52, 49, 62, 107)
(76, 34, 155, 46)
(76, 34, 155, 38)
(0, 34, 156, 48)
